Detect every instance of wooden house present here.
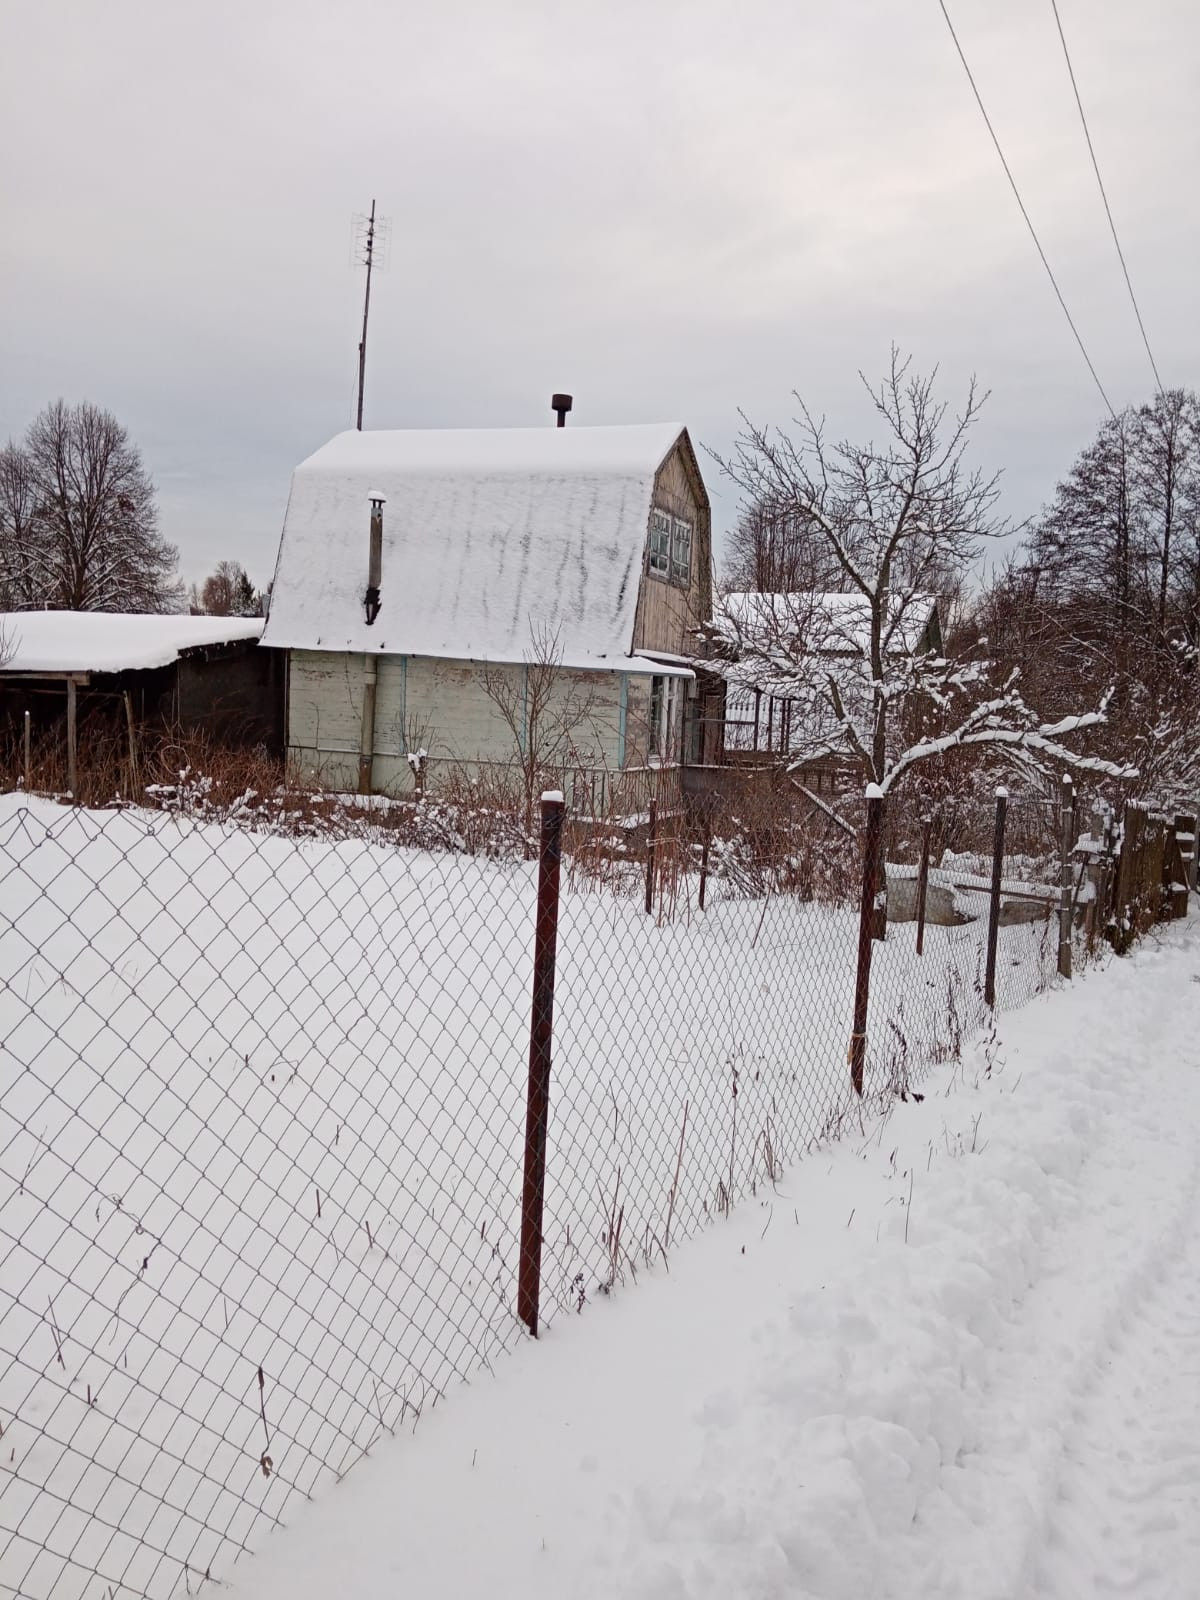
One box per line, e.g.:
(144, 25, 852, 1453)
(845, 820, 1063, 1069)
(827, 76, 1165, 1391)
(711, 591, 943, 795)
(260, 421, 718, 814)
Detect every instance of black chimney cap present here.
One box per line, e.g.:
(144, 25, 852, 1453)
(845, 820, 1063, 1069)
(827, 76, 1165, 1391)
(551, 393, 573, 426)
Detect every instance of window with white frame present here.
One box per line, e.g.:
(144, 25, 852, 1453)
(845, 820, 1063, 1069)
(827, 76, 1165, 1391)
(671, 517, 692, 583)
(649, 673, 681, 762)
(648, 508, 672, 577)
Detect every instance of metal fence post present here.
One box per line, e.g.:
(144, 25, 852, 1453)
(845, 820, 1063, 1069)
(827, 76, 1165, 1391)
(698, 829, 711, 912)
(849, 785, 884, 1096)
(915, 813, 932, 958)
(1058, 774, 1074, 979)
(644, 799, 657, 916)
(984, 787, 1007, 1009)
(518, 790, 565, 1338)
(23, 709, 31, 791)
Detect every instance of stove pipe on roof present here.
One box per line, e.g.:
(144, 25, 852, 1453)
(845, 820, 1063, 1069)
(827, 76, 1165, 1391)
(364, 491, 385, 625)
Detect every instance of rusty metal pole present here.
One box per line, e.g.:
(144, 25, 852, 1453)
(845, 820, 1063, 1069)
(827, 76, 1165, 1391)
(984, 787, 1007, 1009)
(849, 786, 884, 1096)
(1058, 774, 1074, 979)
(644, 799, 657, 917)
(698, 829, 711, 912)
(517, 791, 566, 1338)
(915, 813, 933, 958)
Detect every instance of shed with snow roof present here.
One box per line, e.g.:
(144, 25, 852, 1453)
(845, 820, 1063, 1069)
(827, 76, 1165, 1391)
(0, 612, 284, 789)
(261, 421, 719, 812)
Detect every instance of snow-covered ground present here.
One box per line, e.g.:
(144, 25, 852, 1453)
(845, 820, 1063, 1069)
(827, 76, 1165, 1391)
(221, 913, 1200, 1600)
(0, 796, 1070, 1597)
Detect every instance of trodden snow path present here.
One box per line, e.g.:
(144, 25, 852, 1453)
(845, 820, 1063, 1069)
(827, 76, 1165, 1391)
(1034, 1222, 1200, 1599)
(224, 919, 1200, 1600)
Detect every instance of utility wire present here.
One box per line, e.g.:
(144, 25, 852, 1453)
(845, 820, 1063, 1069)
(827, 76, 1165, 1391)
(1048, 0, 1165, 396)
(935, 0, 1116, 418)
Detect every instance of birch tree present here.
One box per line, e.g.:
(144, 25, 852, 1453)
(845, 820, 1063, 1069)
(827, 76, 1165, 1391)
(712, 352, 1131, 793)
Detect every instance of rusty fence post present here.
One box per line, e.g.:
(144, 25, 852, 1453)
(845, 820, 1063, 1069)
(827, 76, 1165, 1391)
(1058, 774, 1075, 979)
(984, 786, 1007, 1009)
(849, 785, 884, 1096)
(644, 799, 657, 916)
(698, 828, 711, 912)
(915, 813, 932, 958)
(518, 790, 566, 1338)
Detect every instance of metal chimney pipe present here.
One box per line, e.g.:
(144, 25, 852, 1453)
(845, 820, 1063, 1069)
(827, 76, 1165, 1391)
(365, 492, 385, 624)
(551, 393, 573, 428)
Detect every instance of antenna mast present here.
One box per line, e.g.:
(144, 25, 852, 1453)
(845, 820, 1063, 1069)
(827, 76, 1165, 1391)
(355, 198, 376, 431)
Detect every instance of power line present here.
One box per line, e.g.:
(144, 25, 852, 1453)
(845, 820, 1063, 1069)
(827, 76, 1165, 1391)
(935, 0, 1116, 419)
(1048, 0, 1165, 396)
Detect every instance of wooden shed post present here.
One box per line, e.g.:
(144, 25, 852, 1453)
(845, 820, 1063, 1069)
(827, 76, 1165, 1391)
(123, 690, 139, 797)
(66, 677, 78, 799)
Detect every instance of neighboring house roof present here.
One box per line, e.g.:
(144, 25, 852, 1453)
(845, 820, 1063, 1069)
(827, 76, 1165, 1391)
(261, 423, 694, 671)
(721, 592, 940, 657)
(0, 612, 264, 676)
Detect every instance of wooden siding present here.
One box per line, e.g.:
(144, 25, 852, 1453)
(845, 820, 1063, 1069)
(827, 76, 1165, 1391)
(287, 648, 634, 795)
(632, 439, 713, 658)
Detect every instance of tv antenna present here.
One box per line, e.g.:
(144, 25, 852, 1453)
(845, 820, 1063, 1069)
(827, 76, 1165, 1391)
(352, 201, 390, 430)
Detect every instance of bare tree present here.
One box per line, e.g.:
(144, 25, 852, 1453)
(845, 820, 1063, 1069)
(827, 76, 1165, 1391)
(0, 442, 44, 609)
(711, 352, 1130, 792)
(723, 499, 841, 593)
(17, 400, 182, 612)
(479, 623, 610, 844)
(972, 388, 1200, 797)
(199, 560, 258, 616)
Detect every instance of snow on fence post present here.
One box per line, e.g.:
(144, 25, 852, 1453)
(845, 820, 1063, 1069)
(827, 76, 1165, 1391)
(984, 787, 1007, 1009)
(1058, 774, 1075, 979)
(644, 799, 658, 917)
(849, 785, 884, 1096)
(518, 790, 566, 1338)
(915, 813, 933, 958)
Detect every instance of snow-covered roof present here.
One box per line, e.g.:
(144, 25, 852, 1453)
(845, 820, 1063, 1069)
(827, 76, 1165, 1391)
(261, 423, 693, 667)
(0, 612, 264, 675)
(721, 592, 939, 655)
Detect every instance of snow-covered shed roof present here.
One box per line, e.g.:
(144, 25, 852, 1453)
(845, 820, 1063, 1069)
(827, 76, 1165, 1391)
(721, 592, 939, 656)
(0, 612, 264, 676)
(262, 423, 695, 669)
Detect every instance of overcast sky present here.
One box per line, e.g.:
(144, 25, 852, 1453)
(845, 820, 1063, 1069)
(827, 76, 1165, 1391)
(2, 0, 1196, 591)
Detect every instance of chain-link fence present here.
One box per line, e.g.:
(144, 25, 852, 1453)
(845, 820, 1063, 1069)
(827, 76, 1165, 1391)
(0, 783, 1181, 1599)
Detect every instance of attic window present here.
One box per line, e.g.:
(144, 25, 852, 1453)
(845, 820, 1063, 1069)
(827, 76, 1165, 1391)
(671, 518, 692, 584)
(648, 508, 672, 576)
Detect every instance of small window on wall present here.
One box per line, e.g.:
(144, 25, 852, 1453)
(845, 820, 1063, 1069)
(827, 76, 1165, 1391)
(671, 518, 692, 583)
(649, 673, 681, 763)
(648, 508, 672, 576)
